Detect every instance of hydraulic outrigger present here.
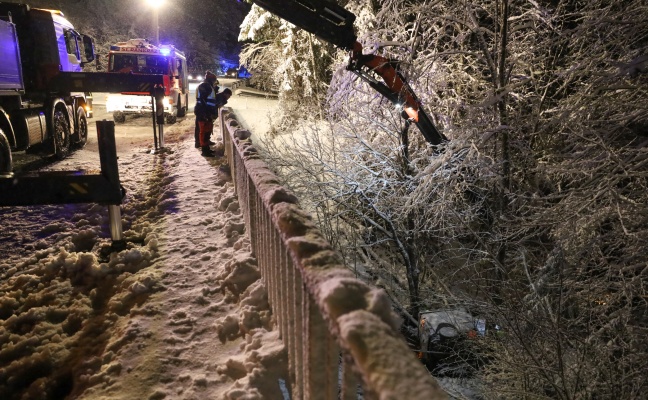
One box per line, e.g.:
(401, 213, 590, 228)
(250, 0, 448, 145)
(0, 72, 166, 245)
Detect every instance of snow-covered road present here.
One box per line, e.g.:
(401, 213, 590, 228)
(1, 96, 288, 398)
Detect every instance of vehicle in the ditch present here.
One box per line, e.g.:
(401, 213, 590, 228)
(418, 308, 495, 377)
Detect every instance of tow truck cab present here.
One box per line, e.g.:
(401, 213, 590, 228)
(0, 3, 95, 174)
(0, 3, 95, 89)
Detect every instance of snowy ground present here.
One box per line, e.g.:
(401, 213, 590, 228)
(0, 96, 290, 399)
(225, 92, 280, 143)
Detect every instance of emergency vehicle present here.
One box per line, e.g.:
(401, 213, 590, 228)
(106, 39, 189, 124)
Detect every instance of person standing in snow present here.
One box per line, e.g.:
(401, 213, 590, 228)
(194, 70, 219, 156)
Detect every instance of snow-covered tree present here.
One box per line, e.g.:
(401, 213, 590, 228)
(256, 0, 648, 397)
(239, 4, 336, 125)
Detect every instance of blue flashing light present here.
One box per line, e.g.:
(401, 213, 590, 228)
(160, 48, 171, 56)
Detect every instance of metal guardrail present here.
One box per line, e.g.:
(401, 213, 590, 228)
(219, 108, 448, 400)
(230, 79, 247, 91)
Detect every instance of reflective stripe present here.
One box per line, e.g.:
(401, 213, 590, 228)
(196, 82, 216, 108)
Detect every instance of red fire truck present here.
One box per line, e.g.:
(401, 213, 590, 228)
(106, 39, 189, 124)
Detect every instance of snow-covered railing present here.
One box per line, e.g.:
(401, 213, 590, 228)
(219, 108, 447, 400)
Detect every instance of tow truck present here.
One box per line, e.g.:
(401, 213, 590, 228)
(0, 2, 94, 173)
(105, 39, 189, 124)
(248, 0, 448, 145)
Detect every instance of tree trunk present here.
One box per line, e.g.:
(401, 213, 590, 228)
(405, 212, 420, 318)
(496, 0, 511, 288)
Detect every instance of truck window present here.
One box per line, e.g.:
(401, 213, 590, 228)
(109, 54, 170, 75)
(144, 56, 170, 75)
(111, 54, 138, 73)
(172, 58, 179, 76)
(177, 59, 187, 88)
(64, 30, 80, 60)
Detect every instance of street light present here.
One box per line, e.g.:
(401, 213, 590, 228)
(145, 0, 165, 45)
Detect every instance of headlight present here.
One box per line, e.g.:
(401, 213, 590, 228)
(437, 325, 459, 339)
(163, 97, 170, 107)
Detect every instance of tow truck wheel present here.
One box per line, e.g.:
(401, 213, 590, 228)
(0, 130, 12, 177)
(165, 114, 177, 124)
(74, 107, 88, 148)
(113, 111, 126, 123)
(52, 109, 71, 160)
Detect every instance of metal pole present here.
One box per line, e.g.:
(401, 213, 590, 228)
(153, 7, 159, 45)
(96, 120, 125, 247)
(108, 205, 124, 242)
(154, 86, 165, 149)
(158, 121, 165, 148)
(151, 95, 159, 152)
(96, 120, 120, 190)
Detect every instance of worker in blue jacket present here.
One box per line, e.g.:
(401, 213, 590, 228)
(194, 70, 219, 156)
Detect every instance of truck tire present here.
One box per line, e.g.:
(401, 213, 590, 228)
(177, 95, 186, 118)
(113, 111, 126, 123)
(0, 130, 12, 177)
(74, 107, 88, 148)
(52, 109, 71, 160)
(165, 114, 177, 124)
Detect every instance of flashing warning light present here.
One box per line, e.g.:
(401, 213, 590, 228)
(160, 48, 171, 56)
(35, 8, 65, 16)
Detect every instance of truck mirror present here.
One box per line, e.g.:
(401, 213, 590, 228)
(82, 35, 96, 63)
(95, 55, 103, 71)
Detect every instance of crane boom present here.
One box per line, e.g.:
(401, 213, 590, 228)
(249, 0, 447, 145)
(250, 0, 356, 50)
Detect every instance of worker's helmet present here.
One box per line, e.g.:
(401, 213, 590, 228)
(205, 70, 217, 83)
